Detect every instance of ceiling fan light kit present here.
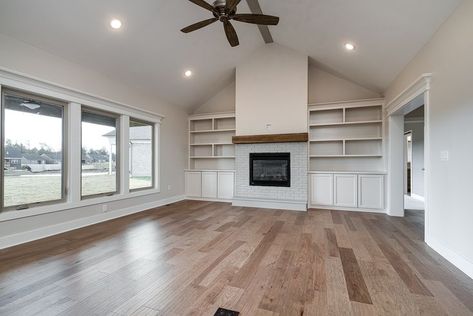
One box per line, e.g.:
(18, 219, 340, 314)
(181, 0, 280, 47)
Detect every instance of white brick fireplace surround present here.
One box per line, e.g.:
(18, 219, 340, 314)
(233, 142, 308, 211)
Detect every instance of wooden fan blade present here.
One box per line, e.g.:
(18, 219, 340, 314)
(226, 0, 241, 11)
(233, 14, 279, 25)
(187, 0, 214, 12)
(223, 20, 239, 47)
(181, 18, 218, 33)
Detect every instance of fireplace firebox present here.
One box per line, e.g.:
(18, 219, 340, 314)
(249, 153, 290, 187)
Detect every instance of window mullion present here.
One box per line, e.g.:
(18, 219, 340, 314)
(120, 115, 130, 195)
(0, 84, 4, 210)
(68, 102, 82, 203)
(154, 122, 161, 192)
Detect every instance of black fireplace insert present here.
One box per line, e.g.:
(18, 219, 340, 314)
(249, 153, 290, 187)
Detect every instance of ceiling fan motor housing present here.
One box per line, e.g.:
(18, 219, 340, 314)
(213, 0, 227, 9)
(213, 0, 236, 21)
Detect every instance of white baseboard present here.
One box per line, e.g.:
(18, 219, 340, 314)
(0, 195, 186, 250)
(185, 197, 233, 203)
(309, 204, 386, 214)
(426, 235, 473, 280)
(232, 197, 307, 212)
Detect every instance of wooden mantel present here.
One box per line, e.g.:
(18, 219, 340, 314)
(232, 133, 308, 144)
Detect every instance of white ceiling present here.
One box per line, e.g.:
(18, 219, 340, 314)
(0, 0, 462, 110)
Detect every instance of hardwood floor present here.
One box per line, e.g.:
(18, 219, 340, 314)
(0, 202, 472, 315)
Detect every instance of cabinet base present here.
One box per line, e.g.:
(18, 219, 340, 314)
(233, 197, 307, 212)
(309, 204, 386, 214)
(185, 197, 233, 203)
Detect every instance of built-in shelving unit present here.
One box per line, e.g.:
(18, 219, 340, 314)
(308, 99, 385, 172)
(188, 113, 236, 170)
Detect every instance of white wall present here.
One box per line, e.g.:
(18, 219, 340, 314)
(385, 0, 473, 278)
(0, 34, 188, 245)
(405, 120, 424, 198)
(235, 44, 308, 136)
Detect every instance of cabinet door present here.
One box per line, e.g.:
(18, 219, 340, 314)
(202, 171, 218, 198)
(310, 174, 334, 206)
(218, 172, 234, 200)
(185, 172, 202, 197)
(334, 174, 358, 207)
(358, 175, 384, 209)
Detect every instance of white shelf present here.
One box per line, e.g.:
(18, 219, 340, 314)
(309, 120, 382, 127)
(308, 170, 387, 175)
(190, 142, 233, 146)
(188, 113, 236, 170)
(308, 99, 384, 172)
(190, 129, 236, 134)
(310, 137, 382, 143)
(310, 155, 383, 158)
(190, 156, 235, 159)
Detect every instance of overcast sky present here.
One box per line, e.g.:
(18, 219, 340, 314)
(5, 110, 114, 152)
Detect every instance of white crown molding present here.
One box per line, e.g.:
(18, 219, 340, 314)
(189, 111, 235, 120)
(0, 67, 164, 123)
(308, 97, 385, 108)
(385, 73, 432, 116)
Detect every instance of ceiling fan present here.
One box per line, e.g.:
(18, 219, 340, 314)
(181, 0, 279, 47)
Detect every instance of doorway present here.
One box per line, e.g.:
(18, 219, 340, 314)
(403, 106, 425, 216)
(386, 73, 431, 242)
(404, 131, 413, 196)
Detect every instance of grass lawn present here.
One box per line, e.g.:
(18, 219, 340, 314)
(4, 174, 152, 207)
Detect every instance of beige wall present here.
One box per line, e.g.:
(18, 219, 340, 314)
(235, 43, 308, 136)
(0, 34, 187, 240)
(308, 65, 380, 104)
(193, 81, 235, 114)
(194, 61, 379, 116)
(385, 0, 473, 276)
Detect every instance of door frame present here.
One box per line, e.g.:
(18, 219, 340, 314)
(385, 73, 431, 239)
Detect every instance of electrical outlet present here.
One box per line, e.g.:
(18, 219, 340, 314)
(440, 150, 449, 161)
(102, 204, 108, 213)
(265, 124, 272, 130)
(167, 185, 172, 191)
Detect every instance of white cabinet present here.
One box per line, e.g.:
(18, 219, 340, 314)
(358, 174, 384, 209)
(218, 172, 234, 200)
(309, 172, 385, 212)
(185, 172, 202, 197)
(202, 172, 218, 198)
(334, 174, 358, 207)
(185, 170, 234, 201)
(310, 174, 334, 206)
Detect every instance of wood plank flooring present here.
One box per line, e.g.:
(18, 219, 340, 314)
(0, 201, 472, 315)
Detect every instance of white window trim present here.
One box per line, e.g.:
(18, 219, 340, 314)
(0, 68, 164, 222)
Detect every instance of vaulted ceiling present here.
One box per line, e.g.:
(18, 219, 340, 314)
(0, 0, 462, 110)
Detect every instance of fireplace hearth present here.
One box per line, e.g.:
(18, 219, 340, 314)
(250, 153, 290, 187)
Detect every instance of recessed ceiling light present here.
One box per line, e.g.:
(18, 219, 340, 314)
(344, 42, 355, 51)
(184, 70, 193, 78)
(110, 19, 122, 29)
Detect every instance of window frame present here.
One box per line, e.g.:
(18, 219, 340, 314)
(0, 88, 68, 211)
(80, 106, 120, 200)
(128, 118, 155, 192)
(0, 70, 164, 220)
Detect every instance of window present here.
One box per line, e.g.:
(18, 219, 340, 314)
(81, 109, 119, 198)
(1, 90, 65, 209)
(129, 119, 154, 190)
